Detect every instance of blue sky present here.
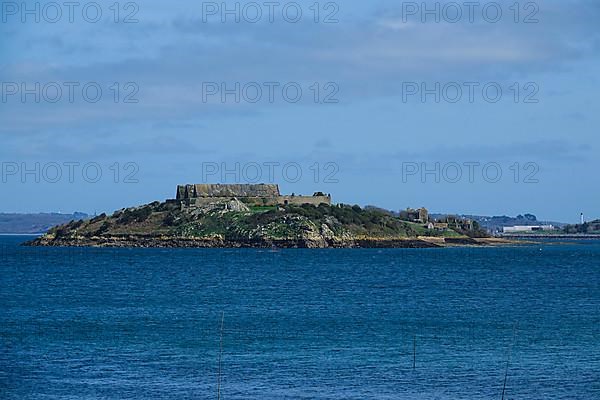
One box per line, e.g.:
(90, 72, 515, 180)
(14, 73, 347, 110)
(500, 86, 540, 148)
(1, 0, 599, 222)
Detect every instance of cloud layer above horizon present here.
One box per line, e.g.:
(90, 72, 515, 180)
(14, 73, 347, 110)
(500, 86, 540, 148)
(1, 0, 599, 221)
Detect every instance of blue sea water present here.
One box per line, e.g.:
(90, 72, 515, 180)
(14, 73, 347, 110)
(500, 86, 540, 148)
(1, 236, 599, 399)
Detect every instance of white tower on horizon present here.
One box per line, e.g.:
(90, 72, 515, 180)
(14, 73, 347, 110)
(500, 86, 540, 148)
(581, 213, 585, 224)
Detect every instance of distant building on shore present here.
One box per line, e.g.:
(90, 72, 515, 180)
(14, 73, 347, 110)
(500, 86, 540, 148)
(503, 225, 555, 233)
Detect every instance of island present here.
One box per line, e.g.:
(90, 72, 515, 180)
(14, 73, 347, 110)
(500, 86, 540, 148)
(25, 184, 513, 248)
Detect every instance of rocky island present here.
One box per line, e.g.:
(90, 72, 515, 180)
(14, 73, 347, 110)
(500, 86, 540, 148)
(25, 184, 507, 248)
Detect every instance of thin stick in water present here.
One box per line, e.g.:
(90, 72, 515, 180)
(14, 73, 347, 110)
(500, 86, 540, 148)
(217, 312, 224, 400)
(413, 334, 416, 370)
(501, 323, 517, 400)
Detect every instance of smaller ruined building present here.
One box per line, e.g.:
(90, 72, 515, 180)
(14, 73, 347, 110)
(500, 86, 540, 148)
(175, 184, 331, 207)
(400, 208, 429, 223)
(434, 215, 474, 231)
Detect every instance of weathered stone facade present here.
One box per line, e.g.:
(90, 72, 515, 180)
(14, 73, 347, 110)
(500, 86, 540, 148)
(400, 208, 429, 223)
(175, 184, 331, 207)
(177, 184, 280, 200)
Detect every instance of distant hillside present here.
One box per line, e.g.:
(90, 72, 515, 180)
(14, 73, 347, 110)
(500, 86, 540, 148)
(0, 213, 89, 234)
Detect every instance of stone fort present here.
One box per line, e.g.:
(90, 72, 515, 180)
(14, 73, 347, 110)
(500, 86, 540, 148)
(175, 184, 332, 207)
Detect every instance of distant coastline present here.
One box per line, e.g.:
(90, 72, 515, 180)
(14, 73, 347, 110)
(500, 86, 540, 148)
(0, 212, 88, 235)
(0, 233, 43, 236)
(500, 234, 600, 239)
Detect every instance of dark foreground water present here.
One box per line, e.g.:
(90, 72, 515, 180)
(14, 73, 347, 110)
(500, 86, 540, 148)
(1, 236, 599, 399)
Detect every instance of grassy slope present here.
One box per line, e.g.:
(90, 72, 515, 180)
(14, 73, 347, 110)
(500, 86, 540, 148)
(45, 201, 473, 242)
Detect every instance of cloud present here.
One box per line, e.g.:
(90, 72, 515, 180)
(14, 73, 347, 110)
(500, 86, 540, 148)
(2, 0, 599, 158)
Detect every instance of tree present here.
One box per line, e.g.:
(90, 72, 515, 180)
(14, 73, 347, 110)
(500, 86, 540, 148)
(524, 213, 537, 221)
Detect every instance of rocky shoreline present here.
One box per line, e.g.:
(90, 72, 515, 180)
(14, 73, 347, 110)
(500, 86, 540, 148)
(23, 234, 519, 249)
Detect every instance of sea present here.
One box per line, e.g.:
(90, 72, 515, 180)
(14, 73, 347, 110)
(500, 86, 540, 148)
(1, 235, 599, 399)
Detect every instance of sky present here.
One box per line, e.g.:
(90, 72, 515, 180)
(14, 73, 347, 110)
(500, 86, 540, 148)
(1, 0, 599, 222)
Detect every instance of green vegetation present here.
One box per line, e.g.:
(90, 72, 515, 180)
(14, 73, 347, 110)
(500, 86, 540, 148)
(117, 203, 158, 224)
(563, 220, 600, 235)
(34, 200, 487, 248)
(249, 205, 277, 213)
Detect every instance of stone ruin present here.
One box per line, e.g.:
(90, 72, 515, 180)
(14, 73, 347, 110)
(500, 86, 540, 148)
(174, 183, 331, 208)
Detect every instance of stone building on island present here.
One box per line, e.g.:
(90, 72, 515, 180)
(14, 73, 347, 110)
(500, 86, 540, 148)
(175, 183, 332, 208)
(399, 207, 429, 224)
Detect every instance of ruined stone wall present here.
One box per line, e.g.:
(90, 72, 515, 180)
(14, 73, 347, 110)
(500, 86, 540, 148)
(278, 196, 331, 206)
(179, 195, 331, 208)
(176, 184, 280, 200)
(175, 184, 331, 207)
(180, 197, 276, 208)
(176, 185, 191, 200)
